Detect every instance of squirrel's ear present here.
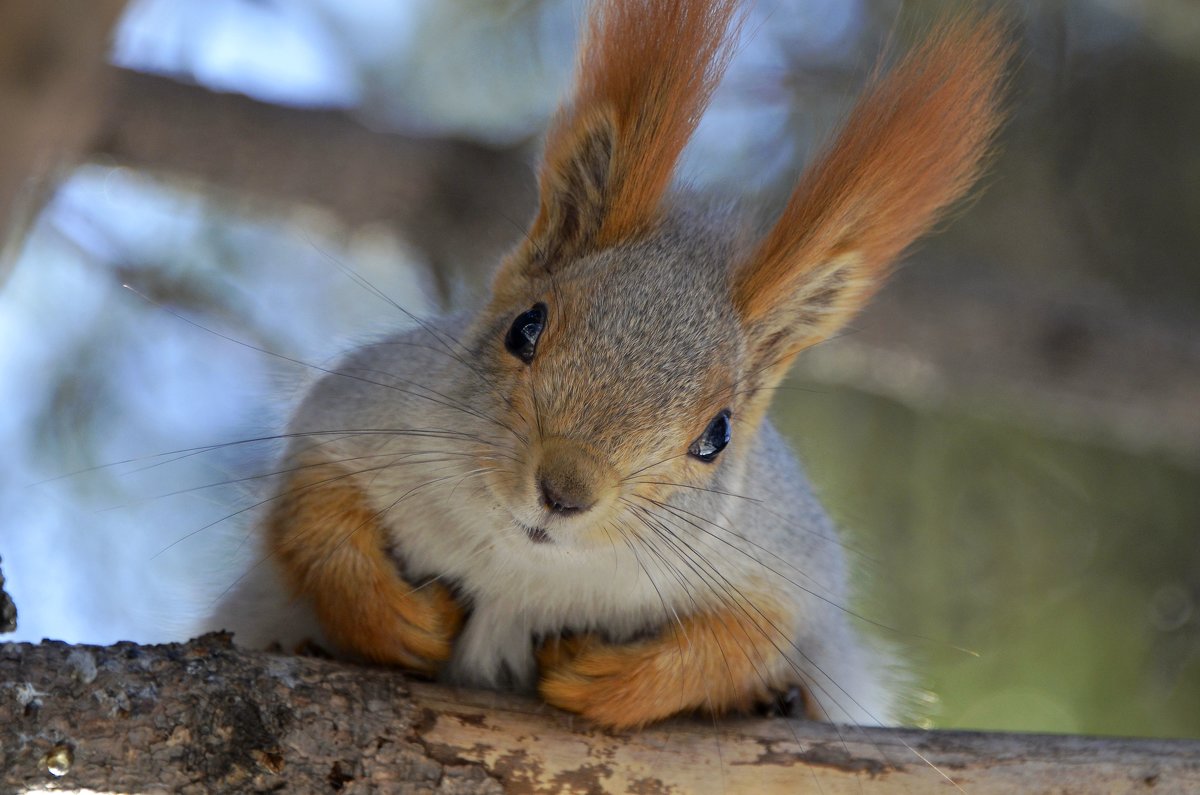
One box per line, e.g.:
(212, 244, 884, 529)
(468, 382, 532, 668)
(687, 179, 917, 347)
(733, 13, 1010, 387)
(501, 0, 741, 281)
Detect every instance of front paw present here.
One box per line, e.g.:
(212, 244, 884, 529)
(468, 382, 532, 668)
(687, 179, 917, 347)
(537, 605, 794, 729)
(268, 457, 466, 677)
(536, 633, 694, 730)
(326, 578, 465, 676)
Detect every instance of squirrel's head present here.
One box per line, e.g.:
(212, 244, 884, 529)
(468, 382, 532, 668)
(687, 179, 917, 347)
(468, 0, 1009, 548)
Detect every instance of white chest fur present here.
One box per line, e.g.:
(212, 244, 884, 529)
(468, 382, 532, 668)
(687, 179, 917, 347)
(385, 483, 691, 688)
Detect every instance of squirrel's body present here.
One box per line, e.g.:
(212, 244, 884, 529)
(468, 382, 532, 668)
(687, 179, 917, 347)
(209, 0, 1007, 729)
(214, 214, 892, 723)
(215, 215, 891, 723)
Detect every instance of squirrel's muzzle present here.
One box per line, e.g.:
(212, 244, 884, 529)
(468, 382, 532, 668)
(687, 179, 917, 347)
(535, 437, 613, 517)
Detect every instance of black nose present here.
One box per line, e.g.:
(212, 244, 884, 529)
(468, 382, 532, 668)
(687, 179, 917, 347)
(539, 475, 594, 515)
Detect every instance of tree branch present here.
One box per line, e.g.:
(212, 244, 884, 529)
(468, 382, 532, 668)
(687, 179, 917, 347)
(93, 68, 537, 290)
(3, 636, 1198, 793)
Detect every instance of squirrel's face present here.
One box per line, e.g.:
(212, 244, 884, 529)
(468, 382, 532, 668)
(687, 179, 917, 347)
(448, 0, 1007, 554)
(471, 235, 748, 549)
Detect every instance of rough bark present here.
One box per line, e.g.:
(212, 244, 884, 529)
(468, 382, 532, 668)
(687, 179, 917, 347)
(3, 635, 1198, 794)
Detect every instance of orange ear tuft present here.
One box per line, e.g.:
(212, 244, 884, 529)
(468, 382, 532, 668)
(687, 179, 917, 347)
(518, 0, 742, 271)
(734, 12, 1011, 349)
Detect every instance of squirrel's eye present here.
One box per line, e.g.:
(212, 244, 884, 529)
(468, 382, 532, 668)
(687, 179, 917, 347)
(689, 410, 731, 462)
(504, 303, 547, 363)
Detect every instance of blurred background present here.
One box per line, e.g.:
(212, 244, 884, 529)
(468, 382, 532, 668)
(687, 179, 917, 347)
(0, 0, 1197, 740)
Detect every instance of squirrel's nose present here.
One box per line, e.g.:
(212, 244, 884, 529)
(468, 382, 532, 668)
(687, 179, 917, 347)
(538, 474, 595, 515)
(536, 436, 611, 517)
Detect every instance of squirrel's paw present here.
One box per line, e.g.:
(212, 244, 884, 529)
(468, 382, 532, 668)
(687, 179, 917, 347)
(333, 578, 464, 676)
(268, 459, 465, 677)
(538, 605, 794, 729)
(536, 633, 760, 728)
(538, 633, 681, 729)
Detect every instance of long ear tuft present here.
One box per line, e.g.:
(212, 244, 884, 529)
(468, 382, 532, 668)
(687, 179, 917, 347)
(734, 12, 1011, 360)
(516, 0, 742, 273)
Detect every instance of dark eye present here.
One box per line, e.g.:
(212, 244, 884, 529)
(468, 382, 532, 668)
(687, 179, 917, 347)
(504, 303, 547, 363)
(689, 410, 731, 462)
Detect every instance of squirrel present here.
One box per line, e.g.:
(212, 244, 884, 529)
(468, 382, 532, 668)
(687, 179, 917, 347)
(207, 0, 1008, 730)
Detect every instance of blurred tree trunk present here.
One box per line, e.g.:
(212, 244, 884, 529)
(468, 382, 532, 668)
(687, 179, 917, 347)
(0, 0, 129, 275)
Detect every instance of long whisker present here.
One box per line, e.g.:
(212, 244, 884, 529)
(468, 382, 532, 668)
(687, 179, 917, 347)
(629, 515, 741, 737)
(121, 449, 511, 517)
(623, 451, 690, 481)
(635, 501, 859, 713)
(634, 502, 968, 790)
(215, 460, 487, 606)
(301, 234, 519, 413)
(626, 506, 840, 794)
(629, 504, 883, 791)
(37, 426, 509, 487)
(645, 497, 977, 658)
(630, 507, 795, 691)
(608, 517, 698, 721)
(630, 468, 880, 565)
(626, 479, 763, 502)
(122, 284, 521, 438)
(156, 458, 408, 561)
(338, 364, 527, 444)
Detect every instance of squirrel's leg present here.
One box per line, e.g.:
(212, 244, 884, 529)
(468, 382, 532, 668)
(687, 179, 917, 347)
(266, 455, 463, 674)
(538, 593, 813, 729)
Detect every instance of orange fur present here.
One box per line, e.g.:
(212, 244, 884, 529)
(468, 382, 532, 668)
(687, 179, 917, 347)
(734, 13, 1011, 346)
(523, 0, 741, 261)
(538, 597, 802, 729)
(267, 459, 463, 673)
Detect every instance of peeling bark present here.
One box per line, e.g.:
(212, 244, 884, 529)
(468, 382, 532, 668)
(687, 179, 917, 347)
(3, 636, 1198, 794)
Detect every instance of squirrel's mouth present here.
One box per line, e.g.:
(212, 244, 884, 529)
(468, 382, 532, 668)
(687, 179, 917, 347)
(517, 522, 552, 544)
